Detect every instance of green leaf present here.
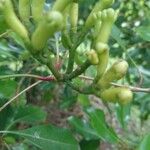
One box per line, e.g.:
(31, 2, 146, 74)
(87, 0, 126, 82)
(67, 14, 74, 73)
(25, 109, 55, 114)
(0, 105, 46, 131)
(60, 85, 78, 109)
(0, 80, 17, 98)
(78, 94, 90, 107)
(80, 140, 100, 150)
(68, 116, 99, 140)
(1, 125, 80, 150)
(4, 136, 16, 144)
(136, 26, 150, 41)
(111, 25, 127, 51)
(0, 98, 14, 129)
(0, 41, 21, 54)
(138, 134, 150, 150)
(8, 32, 26, 49)
(0, 15, 8, 34)
(14, 105, 47, 124)
(115, 103, 131, 128)
(85, 108, 118, 143)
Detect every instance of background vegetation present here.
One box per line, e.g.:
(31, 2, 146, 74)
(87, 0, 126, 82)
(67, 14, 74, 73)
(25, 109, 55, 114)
(0, 0, 150, 149)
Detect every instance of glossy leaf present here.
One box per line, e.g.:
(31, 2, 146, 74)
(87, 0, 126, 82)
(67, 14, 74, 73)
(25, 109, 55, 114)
(78, 94, 90, 107)
(0, 98, 14, 129)
(80, 140, 100, 150)
(0, 15, 8, 34)
(60, 85, 78, 109)
(0, 80, 17, 98)
(14, 105, 47, 124)
(85, 107, 118, 143)
(1, 125, 80, 150)
(68, 116, 99, 140)
(115, 103, 131, 128)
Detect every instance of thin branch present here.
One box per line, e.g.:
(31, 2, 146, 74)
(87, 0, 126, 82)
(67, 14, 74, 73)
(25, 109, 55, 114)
(66, 29, 87, 74)
(65, 60, 91, 80)
(111, 83, 150, 93)
(126, 53, 144, 87)
(32, 54, 61, 81)
(0, 74, 55, 81)
(79, 75, 150, 93)
(66, 81, 94, 94)
(15, 65, 37, 101)
(0, 81, 42, 112)
(137, 68, 144, 87)
(79, 75, 94, 81)
(55, 34, 60, 64)
(0, 74, 41, 80)
(4, 142, 11, 150)
(0, 31, 10, 38)
(66, 48, 76, 74)
(46, 59, 62, 80)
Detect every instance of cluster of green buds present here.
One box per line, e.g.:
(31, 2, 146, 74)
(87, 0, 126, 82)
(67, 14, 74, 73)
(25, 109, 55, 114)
(97, 60, 133, 105)
(0, 0, 30, 43)
(0, 0, 77, 51)
(86, 0, 133, 105)
(0, 0, 133, 105)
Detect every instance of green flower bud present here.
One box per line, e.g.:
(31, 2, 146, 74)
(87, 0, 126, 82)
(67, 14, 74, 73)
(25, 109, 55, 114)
(96, 8, 119, 43)
(101, 8, 118, 23)
(31, 11, 63, 51)
(52, 0, 72, 12)
(118, 88, 133, 105)
(86, 49, 99, 65)
(100, 87, 133, 105)
(31, 0, 45, 23)
(95, 42, 109, 54)
(112, 60, 129, 79)
(0, 0, 30, 43)
(0, 0, 5, 11)
(70, 1, 78, 32)
(97, 60, 128, 89)
(85, 0, 114, 29)
(19, 0, 30, 23)
(95, 42, 109, 79)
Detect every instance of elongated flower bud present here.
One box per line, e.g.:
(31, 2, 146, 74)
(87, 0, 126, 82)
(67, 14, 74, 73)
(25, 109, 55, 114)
(19, 0, 30, 23)
(98, 60, 129, 89)
(85, 0, 114, 29)
(31, 11, 63, 51)
(31, 0, 45, 23)
(100, 87, 133, 105)
(70, 1, 78, 32)
(0, 0, 29, 43)
(86, 49, 99, 65)
(52, 0, 72, 12)
(96, 8, 119, 43)
(95, 42, 109, 79)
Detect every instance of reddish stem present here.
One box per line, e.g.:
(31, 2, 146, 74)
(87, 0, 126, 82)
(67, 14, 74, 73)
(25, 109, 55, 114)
(37, 76, 55, 81)
(55, 63, 62, 70)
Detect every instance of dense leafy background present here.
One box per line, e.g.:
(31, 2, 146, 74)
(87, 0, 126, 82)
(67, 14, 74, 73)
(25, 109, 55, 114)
(0, 0, 150, 150)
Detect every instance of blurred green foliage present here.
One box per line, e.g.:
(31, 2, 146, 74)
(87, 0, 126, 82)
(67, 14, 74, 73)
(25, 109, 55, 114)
(0, 0, 149, 150)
